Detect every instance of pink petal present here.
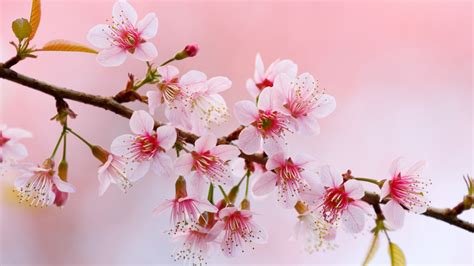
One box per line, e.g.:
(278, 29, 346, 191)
(191, 174, 208, 196)
(151, 153, 175, 179)
(237, 126, 261, 155)
(206, 76, 232, 94)
(389, 157, 403, 177)
(292, 153, 318, 171)
(296, 114, 320, 135)
(113, 0, 137, 25)
(234, 100, 258, 125)
(406, 160, 426, 177)
(344, 180, 364, 199)
(96, 46, 127, 67)
(174, 153, 194, 176)
(273, 73, 292, 96)
(262, 137, 286, 157)
(218, 206, 238, 218)
(252, 171, 277, 196)
(266, 152, 286, 171)
(380, 180, 391, 199)
(157, 65, 179, 81)
(130, 160, 151, 181)
(180, 70, 207, 90)
(195, 133, 217, 153)
(208, 221, 224, 241)
(257, 87, 282, 111)
(267, 59, 298, 80)
(87, 24, 113, 49)
(133, 42, 158, 61)
(98, 172, 112, 196)
(294, 73, 315, 98)
(246, 79, 260, 99)
(137, 13, 158, 39)
(319, 165, 342, 188)
(110, 134, 135, 156)
(156, 125, 177, 151)
(52, 175, 76, 193)
(129, 110, 154, 135)
(313, 94, 336, 119)
(153, 200, 173, 215)
(341, 204, 366, 233)
(254, 53, 265, 81)
(4, 128, 32, 140)
(211, 145, 240, 161)
(2, 143, 28, 160)
(194, 199, 218, 213)
(381, 200, 405, 230)
(146, 90, 162, 115)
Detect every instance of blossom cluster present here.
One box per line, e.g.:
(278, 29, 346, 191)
(1, 0, 434, 265)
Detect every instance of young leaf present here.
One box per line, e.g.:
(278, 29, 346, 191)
(29, 0, 41, 40)
(12, 18, 32, 41)
(362, 230, 380, 266)
(388, 242, 406, 266)
(40, 40, 98, 54)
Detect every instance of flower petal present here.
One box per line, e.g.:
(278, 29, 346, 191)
(2, 143, 28, 161)
(273, 73, 293, 96)
(295, 114, 320, 135)
(110, 134, 135, 156)
(254, 53, 264, 81)
(344, 180, 364, 199)
(174, 153, 194, 176)
(267, 59, 297, 80)
(157, 65, 179, 81)
(234, 100, 258, 125)
(4, 128, 32, 140)
(137, 13, 158, 39)
(129, 110, 154, 135)
(252, 171, 277, 196)
(341, 204, 366, 233)
(113, 0, 138, 25)
(380, 180, 391, 199)
(153, 200, 173, 215)
(195, 133, 217, 153)
(381, 200, 405, 230)
(257, 87, 282, 111)
(206, 76, 232, 94)
(211, 145, 239, 161)
(319, 165, 342, 188)
(180, 70, 207, 91)
(266, 152, 286, 171)
(262, 136, 286, 157)
(246, 79, 260, 99)
(237, 126, 261, 155)
(146, 90, 162, 115)
(86, 24, 113, 49)
(98, 172, 112, 196)
(194, 199, 218, 213)
(152, 153, 175, 179)
(406, 160, 426, 177)
(96, 46, 127, 67)
(133, 42, 158, 61)
(313, 94, 336, 118)
(156, 125, 177, 151)
(53, 175, 76, 193)
(389, 157, 403, 177)
(130, 160, 151, 181)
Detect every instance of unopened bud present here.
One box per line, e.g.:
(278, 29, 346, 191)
(91, 145, 110, 163)
(42, 158, 55, 170)
(53, 185, 69, 207)
(294, 200, 308, 214)
(240, 198, 251, 210)
(174, 44, 199, 60)
(175, 176, 188, 198)
(228, 186, 239, 204)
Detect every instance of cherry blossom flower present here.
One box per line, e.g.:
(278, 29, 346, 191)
(246, 53, 297, 99)
(252, 151, 317, 208)
(14, 159, 75, 207)
(87, 0, 158, 66)
(171, 222, 221, 265)
(291, 201, 336, 253)
(234, 87, 293, 155)
(305, 165, 371, 233)
(146, 65, 183, 115)
(92, 145, 133, 196)
(111, 110, 176, 181)
(212, 206, 267, 257)
(380, 158, 429, 229)
(167, 70, 232, 135)
(154, 176, 218, 234)
(175, 133, 240, 192)
(0, 124, 32, 164)
(273, 73, 336, 134)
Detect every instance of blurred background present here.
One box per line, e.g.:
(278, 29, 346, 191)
(0, 0, 472, 265)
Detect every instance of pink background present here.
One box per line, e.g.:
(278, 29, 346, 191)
(1, 0, 472, 265)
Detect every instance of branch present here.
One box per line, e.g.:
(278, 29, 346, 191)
(0, 64, 472, 233)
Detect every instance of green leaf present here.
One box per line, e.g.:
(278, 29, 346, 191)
(39, 39, 98, 54)
(29, 0, 41, 40)
(12, 18, 32, 41)
(362, 231, 380, 266)
(388, 242, 406, 266)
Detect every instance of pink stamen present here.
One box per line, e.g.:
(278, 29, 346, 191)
(321, 186, 351, 223)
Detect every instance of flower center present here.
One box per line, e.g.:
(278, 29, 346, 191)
(284, 97, 314, 118)
(322, 185, 351, 223)
(256, 78, 273, 91)
(390, 173, 427, 208)
(159, 78, 182, 104)
(255, 110, 288, 137)
(191, 151, 230, 185)
(107, 14, 143, 52)
(276, 160, 307, 202)
(18, 168, 55, 207)
(0, 131, 10, 147)
(131, 133, 161, 162)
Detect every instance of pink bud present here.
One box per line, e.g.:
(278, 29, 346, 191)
(184, 44, 199, 57)
(53, 185, 69, 207)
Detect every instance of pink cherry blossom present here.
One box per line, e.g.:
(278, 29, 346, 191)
(171, 223, 221, 265)
(0, 124, 32, 164)
(97, 152, 132, 196)
(252, 151, 317, 208)
(146, 65, 183, 115)
(14, 159, 75, 207)
(274, 73, 336, 134)
(305, 165, 371, 233)
(246, 53, 297, 99)
(380, 158, 429, 229)
(166, 70, 232, 135)
(111, 110, 176, 181)
(212, 206, 267, 257)
(175, 133, 240, 192)
(234, 87, 293, 155)
(87, 0, 158, 66)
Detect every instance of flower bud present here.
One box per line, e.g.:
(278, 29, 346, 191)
(42, 158, 55, 170)
(174, 44, 199, 60)
(11, 18, 32, 41)
(294, 200, 308, 215)
(91, 145, 109, 163)
(175, 176, 188, 199)
(228, 185, 239, 204)
(240, 198, 250, 210)
(53, 184, 69, 207)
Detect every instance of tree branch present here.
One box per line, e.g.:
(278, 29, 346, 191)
(0, 64, 472, 233)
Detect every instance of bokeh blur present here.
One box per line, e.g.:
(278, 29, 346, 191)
(1, 0, 472, 265)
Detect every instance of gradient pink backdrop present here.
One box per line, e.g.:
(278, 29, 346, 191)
(0, 0, 472, 265)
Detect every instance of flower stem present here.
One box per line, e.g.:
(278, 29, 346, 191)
(207, 183, 214, 204)
(62, 124, 67, 162)
(50, 130, 65, 159)
(66, 127, 93, 149)
(354, 177, 382, 187)
(244, 171, 250, 199)
(160, 57, 175, 66)
(218, 185, 230, 204)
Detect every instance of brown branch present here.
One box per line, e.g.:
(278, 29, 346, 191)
(0, 64, 472, 233)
